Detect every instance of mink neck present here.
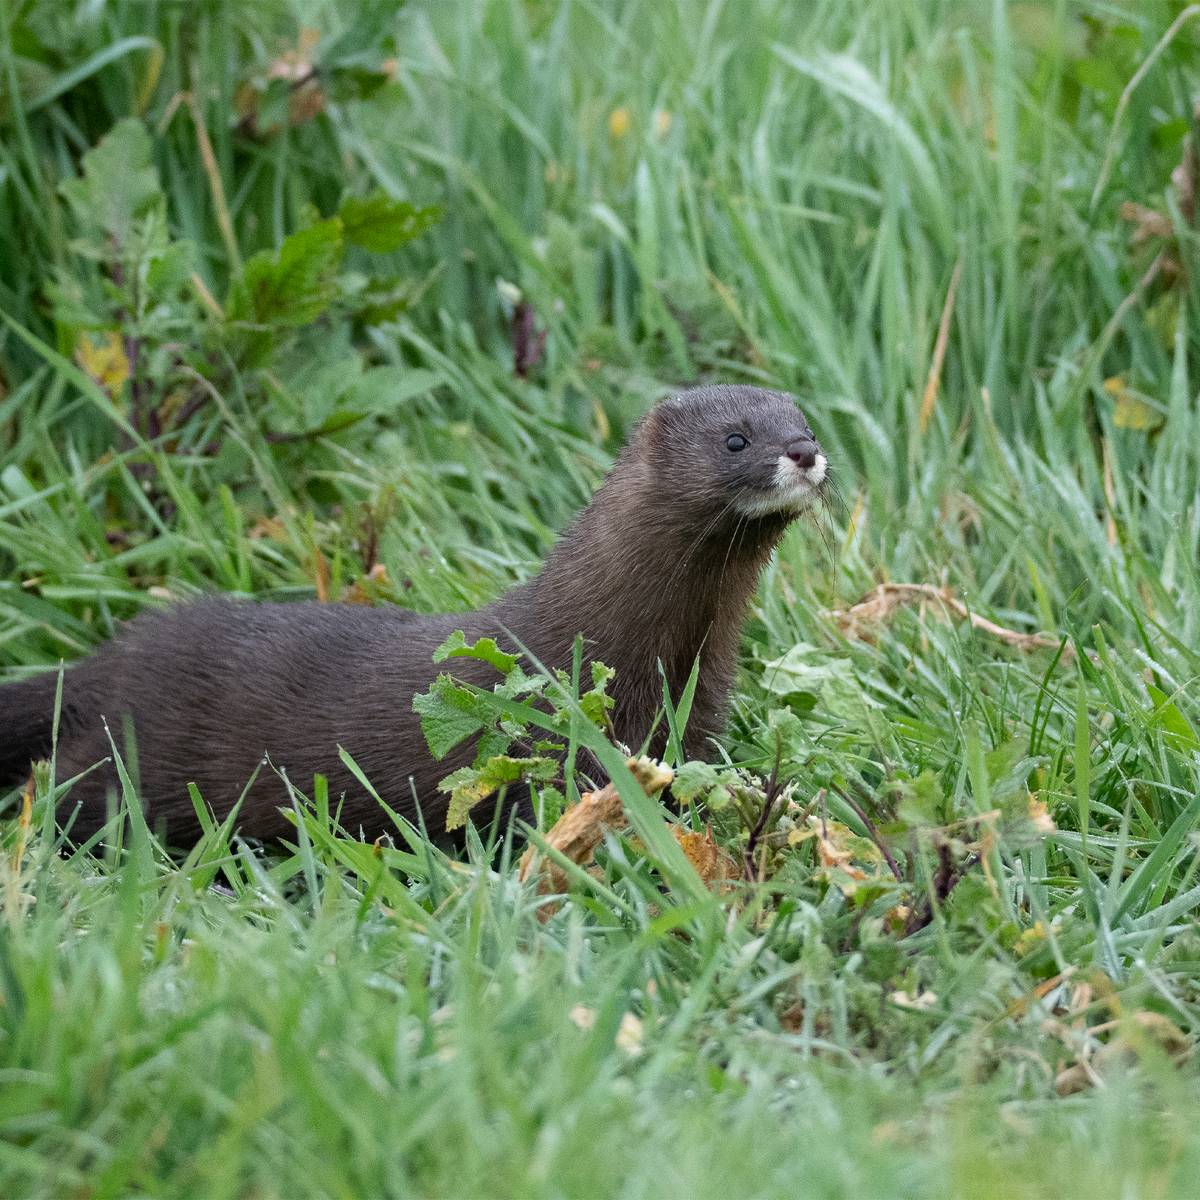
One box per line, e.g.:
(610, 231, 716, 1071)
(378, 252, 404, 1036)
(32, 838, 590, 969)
(491, 463, 788, 706)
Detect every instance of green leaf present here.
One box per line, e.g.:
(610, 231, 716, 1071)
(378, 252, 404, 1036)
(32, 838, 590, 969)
(432, 630, 519, 674)
(1147, 685, 1200, 753)
(442, 754, 558, 831)
(759, 643, 873, 720)
(59, 117, 160, 247)
(342, 272, 416, 325)
(339, 192, 441, 252)
(227, 218, 344, 328)
(983, 737, 1038, 808)
(590, 661, 615, 690)
(474, 728, 512, 764)
(896, 770, 944, 828)
(579, 661, 615, 726)
(145, 238, 197, 294)
(412, 674, 489, 759)
(346, 366, 444, 412)
(536, 784, 565, 827)
(671, 760, 722, 805)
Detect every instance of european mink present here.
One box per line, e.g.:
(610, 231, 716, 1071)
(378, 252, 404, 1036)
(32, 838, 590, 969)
(0, 385, 827, 845)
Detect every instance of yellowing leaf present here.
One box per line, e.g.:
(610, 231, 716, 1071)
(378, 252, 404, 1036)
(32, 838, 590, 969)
(1104, 375, 1162, 431)
(1014, 921, 1049, 956)
(75, 331, 130, 398)
(440, 754, 558, 831)
(806, 817, 888, 897)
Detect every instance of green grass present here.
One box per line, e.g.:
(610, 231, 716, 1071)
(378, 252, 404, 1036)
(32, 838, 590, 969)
(2, 0, 1200, 1196)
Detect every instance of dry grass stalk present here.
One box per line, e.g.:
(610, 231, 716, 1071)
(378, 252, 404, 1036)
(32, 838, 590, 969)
(830, 582, 1072, 658)
(919, 254, 963, 434)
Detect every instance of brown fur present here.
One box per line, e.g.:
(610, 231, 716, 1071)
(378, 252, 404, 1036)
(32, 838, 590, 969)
(0, 385, 823, 845)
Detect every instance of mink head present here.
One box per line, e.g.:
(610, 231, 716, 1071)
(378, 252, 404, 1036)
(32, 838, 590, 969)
(637, 385, 827, 522)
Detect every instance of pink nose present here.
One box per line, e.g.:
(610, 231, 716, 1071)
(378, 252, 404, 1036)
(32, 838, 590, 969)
(786, 439, 818, 469)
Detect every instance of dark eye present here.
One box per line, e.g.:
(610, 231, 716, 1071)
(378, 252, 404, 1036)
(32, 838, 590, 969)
(725, 433, 749, 452)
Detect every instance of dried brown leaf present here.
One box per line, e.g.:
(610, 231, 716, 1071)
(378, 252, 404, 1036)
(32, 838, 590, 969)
(671, 826, 740, 892)
(518, 757, 673, 917)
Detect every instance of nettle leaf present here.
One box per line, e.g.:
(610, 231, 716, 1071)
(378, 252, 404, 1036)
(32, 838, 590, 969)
(579, 685, 615, 726)
(578, 659, 616, 726)
(497, 665, 545, 700)
(474, 728, 513, 763)
(433, 630, 519, 675)
(412, 674, 491, 759)
(442, 754, 558, 831)
(339, 192, 441, 253)
(759, 642, 875, 721)
(590, 661, 615, 690)
(672, 760, 723, 804)
(536, 784, 566, 827)
(60, 118, 160, 248)
(228, 218, 344, 328)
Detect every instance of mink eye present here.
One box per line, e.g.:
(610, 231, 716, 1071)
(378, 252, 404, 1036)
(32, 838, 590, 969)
(725, 433, 749, 452)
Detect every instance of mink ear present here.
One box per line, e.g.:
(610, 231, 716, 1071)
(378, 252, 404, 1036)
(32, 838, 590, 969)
(633, 406, 666, 454)
(636, 402, 680, 452)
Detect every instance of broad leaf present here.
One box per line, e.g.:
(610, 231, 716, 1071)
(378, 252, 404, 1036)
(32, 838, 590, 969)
(228, 218, 344, 328)
(433, 630, 520, 674)
(340, 192, 440, 252)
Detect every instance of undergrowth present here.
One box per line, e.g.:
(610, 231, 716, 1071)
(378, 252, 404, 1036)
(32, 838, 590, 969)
(2, 1, 1200, 1196)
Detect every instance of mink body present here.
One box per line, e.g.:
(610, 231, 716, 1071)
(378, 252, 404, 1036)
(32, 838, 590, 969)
(0, 385, 826, 845)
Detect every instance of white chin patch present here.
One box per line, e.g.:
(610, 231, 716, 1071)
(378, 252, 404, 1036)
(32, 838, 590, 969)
(736, 453, 827, 518)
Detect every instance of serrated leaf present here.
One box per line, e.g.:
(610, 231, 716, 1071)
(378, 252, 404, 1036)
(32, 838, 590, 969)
(442, 754, 558, 831)
(227, 218, 343, 328)
(671, 760, 722, 804)
(578, 659, 616, 725)
(474, 728, 512, 764)
(412, 674, 489, 759)
(760, 642, 874, 720)
(432, 630, 519, 674)
(339, 192, 440, 252)
(590, 661, 615, 690)
(579, 687, 615, 727)
(60, 118, 160, 246)
(536, 785, 565, 827)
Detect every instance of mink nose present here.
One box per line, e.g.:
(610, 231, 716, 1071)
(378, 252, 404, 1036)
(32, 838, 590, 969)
(786, 438, 819, 470)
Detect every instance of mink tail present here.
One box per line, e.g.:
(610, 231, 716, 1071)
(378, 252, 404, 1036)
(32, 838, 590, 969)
(0, 672, 63, 789)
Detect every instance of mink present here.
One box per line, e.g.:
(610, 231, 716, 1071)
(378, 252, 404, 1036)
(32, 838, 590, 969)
(0, 385, 827, 845)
